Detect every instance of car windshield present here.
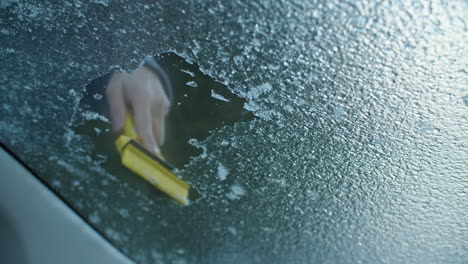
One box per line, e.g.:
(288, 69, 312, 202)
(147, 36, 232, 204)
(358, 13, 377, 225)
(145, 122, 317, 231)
(1, 0, 467, 263)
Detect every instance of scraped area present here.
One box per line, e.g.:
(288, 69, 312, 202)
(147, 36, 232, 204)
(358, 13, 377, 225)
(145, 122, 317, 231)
(0, 0, 467, 263)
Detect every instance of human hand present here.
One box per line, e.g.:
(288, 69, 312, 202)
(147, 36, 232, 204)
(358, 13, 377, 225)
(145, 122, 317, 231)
(106, 66, 170, 154)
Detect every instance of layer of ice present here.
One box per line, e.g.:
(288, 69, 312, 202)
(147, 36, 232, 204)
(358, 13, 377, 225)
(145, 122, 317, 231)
(217, 163, 229, 181)
(186, 81, 197, 87)
(210, 90, 230, 102)
(1, 0, 466, 263)
(181, 69, 195, 77)
(226, 184, 246, 200)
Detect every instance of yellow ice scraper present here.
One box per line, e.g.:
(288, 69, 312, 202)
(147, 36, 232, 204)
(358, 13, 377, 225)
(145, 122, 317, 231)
(115, 114, 191, 205)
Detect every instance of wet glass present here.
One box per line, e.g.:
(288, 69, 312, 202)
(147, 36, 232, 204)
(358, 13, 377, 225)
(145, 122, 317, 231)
(1, 0, 467, 263)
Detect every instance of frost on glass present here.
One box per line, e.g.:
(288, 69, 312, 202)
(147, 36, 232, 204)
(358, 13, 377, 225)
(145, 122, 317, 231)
(1, 0, 467, 263)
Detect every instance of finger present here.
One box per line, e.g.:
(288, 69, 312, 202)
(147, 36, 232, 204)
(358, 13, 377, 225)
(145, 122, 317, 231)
(133, 101, 159, 154)
(106, 73, 127, 133)
(152, 95, 170, 147)
(153, 111, 166, 147)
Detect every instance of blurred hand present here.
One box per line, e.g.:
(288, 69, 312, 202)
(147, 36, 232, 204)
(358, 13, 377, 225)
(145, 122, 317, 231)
(106, 66, 170, 154)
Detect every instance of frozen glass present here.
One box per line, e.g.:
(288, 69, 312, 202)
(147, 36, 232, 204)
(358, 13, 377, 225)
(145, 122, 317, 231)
(1, 0, 467, 263)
